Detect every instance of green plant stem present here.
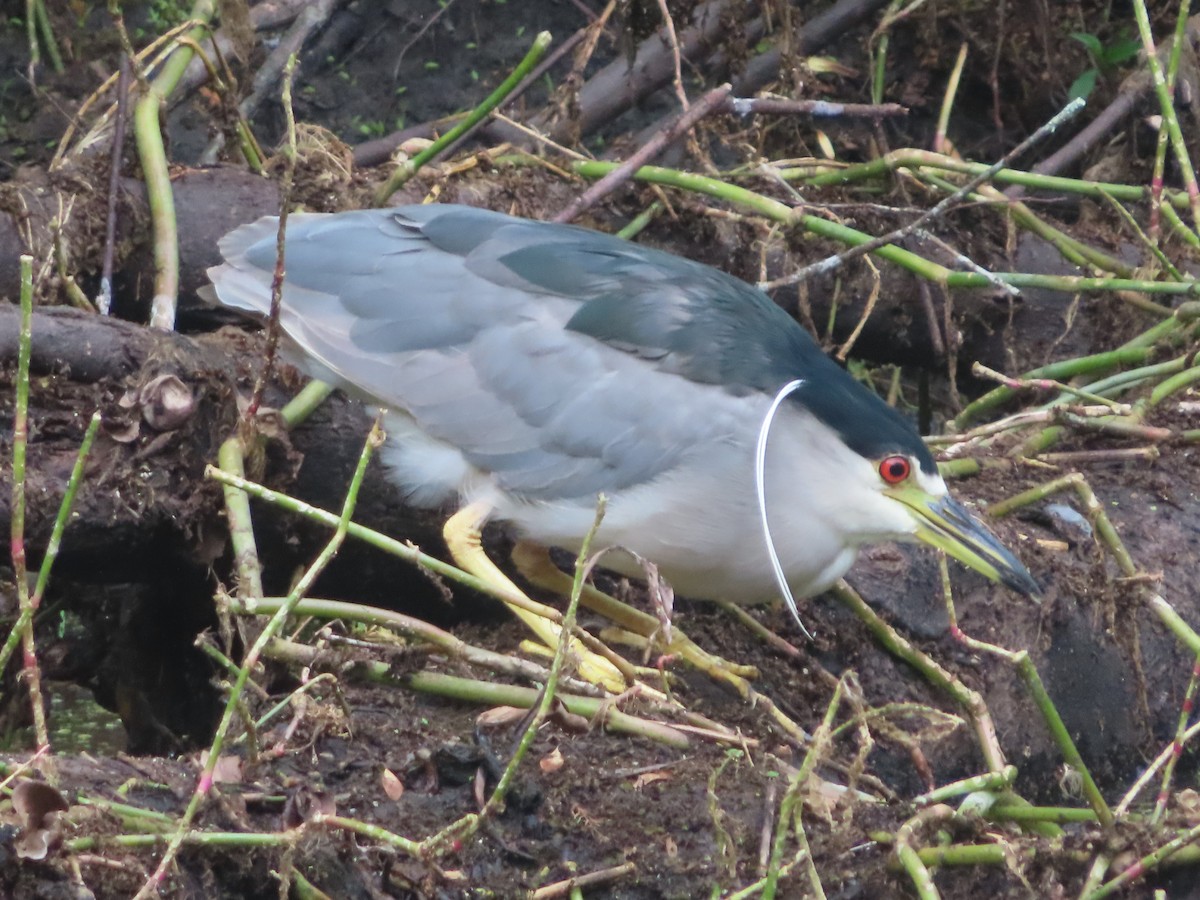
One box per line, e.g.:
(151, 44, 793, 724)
(763, 679, 844, 900)
(1126, 309, 1193, 349)
(986, 805, 1099, 824)
(1147, 593, 1200, 658)
(0, 411, 100, 676)
(797, 147, 1193, 210)
(1163, 200, 1200, 248)
(475, 499, 606, 828)
(216, 438, 264, 602)
(1098, 188, 1181, 281)
(616, 200, 663, 239)
(932, 176, 1137, 278)
(914, 766, 1017, 806)
(7, 255, 49, 754)
(78, 797, 175, 830)
(991, 473, 1200, 666)
(316, 816, 421, 854)
(1152, 656, 1200, 824)
(971, 362, 1127, 410)
(1147, 5, 1193, 239)
(24, 0, 38, 79)
(936, 457, 984, 479)
(207, 465, 640, 685)
(390, 669, 689, 749)
(240, 672, 336, 743)
(289, 870, 327, 900)
(570, 159, 794, 220)
(32, 0, 64, 74)
(206, 466, 540, 613)
(1074, 355, 1189, 399)
(32, 411, 100, 601)
(374, 31, 551, 204)
(1132, 0, 1200, 233)
(1147, 362, 1200, 406)
(1013, 650, 1112, 825)
(913, 843, 1023, 866)
(171, 32, 263, 172)
(882, 836, 1200, 875)
(830, 582, 1006, 773)
(935, 43, 967, 154)
(1117, 718, 1200, 815)
(951, 347, 1153, 430)
(869, 10, 890, 104)
(725, 854, 808, 900)
(280, 380, 335, 428)
(895, 806, 953, 900)
(937, 558, 1099, 832)
(68, 831, 296, 853)
(229, 595, 601, 694)
(1085, 818, 1200, 899)
(135, 1, 215, 331)
(567, 159, 1200, 298)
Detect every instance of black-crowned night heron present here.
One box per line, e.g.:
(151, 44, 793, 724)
(207, 204, 1037, 688)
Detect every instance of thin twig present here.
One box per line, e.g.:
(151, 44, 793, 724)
(530, 862, 637, 899)
(654, 0, 688, 110)
(726, 96, 907, 119)
(245, 53, 298, 421)
(761, 96, 1086, 291)
(554, 83, 731, 223)
(97, 55, 130, 316)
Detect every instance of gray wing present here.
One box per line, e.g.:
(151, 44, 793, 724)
(206, 205, 758, 501)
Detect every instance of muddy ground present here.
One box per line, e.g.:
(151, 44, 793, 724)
(3, 1, 1200, 898)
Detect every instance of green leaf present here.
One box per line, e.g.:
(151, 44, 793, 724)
(1102, 36, 1141, 67)
(1068, 69, 1098, 102)
(1070, 31, 1103, 57)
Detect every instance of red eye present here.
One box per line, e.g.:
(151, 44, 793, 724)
(879, 455, 911, 484)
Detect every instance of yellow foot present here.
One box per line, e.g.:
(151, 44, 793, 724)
(511, 540, 759, 697)
(443, 503, 627, 692)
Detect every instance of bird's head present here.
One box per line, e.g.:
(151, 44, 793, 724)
(866, 450, 1039, 597)
(784, 370, 1039, 599)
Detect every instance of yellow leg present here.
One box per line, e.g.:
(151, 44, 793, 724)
(511, 540, 759, 695)
(443, 503, 627, 692)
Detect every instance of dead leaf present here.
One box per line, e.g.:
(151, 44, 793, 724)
(281, 788, 336, 830)
(473, 767, 487, 810)
(381, 767, 405, 801)
(138, 374, 194, 431)
(12, 779, 69, 861)
(538, 748, 565, 774)
(476, 706, 527, 728)
(1177, 788, 1200, 818)
(104, 415, 140, 443)
(210, 754, 244, 785)
(633, 771, 672, 791)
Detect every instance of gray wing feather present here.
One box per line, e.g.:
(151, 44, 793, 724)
(207, 206, 740, 501)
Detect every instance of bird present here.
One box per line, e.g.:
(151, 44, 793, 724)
(206, 203, 1037, 688)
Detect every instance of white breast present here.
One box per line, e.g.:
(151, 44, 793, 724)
(378, 391, 920, 605)
(488, 401, 917, 604)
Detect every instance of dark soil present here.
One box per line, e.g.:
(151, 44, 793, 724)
(3, 1, 1200, 898)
